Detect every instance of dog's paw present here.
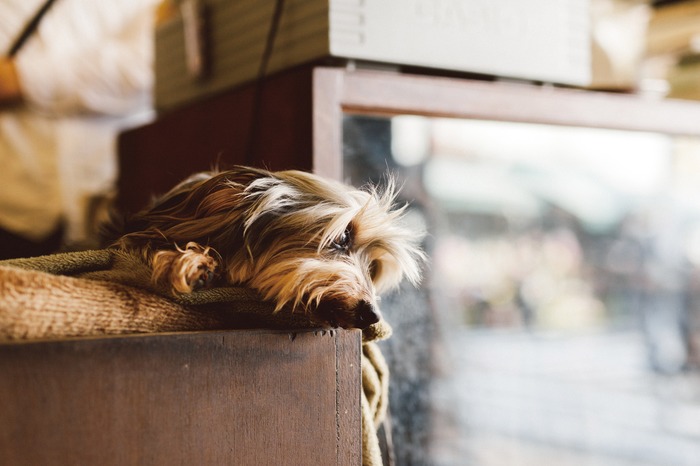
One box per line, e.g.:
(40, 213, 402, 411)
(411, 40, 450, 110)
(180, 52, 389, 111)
(152, 242, 220, 294)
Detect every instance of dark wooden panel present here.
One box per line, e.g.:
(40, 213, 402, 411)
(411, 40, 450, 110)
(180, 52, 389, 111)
(0, 329, 361, 466)
(117, 65, 316, 212)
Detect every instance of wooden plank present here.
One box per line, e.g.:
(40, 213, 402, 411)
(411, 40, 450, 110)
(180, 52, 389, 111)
(312, 66, 344, 181)
(335, 327, 362, 465)
(0, 329, 361, 465)
(315, 67, 700, 137)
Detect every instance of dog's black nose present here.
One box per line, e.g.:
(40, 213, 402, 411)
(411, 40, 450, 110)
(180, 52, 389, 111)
(355, 300, 380, 328)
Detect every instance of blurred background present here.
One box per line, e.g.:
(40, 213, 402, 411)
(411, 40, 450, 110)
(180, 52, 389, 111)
(340, 2, 700, 464)
(6, 1, 700, 465)
(344, 114, 700, 465)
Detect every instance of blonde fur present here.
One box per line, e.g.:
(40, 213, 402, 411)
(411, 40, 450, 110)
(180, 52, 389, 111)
(107, 166, 425, 329)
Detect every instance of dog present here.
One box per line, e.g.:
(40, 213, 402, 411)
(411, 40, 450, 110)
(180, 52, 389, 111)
(103, 166, 425, 329)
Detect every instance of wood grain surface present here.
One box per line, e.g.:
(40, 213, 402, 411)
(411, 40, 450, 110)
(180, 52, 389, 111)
(0, 329, 361, 465)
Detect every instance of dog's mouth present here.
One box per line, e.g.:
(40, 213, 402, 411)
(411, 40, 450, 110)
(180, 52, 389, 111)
(313, 299, 380, 330)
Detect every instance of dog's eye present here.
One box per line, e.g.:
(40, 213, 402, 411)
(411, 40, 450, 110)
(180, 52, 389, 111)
(369, 260, 379, 280)
(331, 227, 352, 251)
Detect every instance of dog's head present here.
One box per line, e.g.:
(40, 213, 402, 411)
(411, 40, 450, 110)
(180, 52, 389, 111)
(115, 167, 425, 329)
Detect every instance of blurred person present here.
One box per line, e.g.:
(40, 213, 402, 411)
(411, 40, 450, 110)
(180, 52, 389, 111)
(0, 0, 159, 259)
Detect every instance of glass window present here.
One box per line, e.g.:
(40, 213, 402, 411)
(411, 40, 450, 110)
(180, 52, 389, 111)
(344, 114, 700, 466)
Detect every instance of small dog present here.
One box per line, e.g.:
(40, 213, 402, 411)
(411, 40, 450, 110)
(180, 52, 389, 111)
(105, 166, 424, 329)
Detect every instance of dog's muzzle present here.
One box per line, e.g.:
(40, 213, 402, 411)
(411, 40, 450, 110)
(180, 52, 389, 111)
(355, 300, 380, 328)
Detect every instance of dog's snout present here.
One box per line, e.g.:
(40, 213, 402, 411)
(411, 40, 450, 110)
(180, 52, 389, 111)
(355, 300, 380, 328)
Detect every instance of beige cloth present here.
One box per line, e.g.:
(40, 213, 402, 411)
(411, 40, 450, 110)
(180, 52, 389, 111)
(0, 249, 391, 465)
(0, 0, 156, 242)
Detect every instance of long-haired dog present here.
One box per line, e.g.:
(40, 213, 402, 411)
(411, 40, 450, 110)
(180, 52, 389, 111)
(104, 166, 424, 329)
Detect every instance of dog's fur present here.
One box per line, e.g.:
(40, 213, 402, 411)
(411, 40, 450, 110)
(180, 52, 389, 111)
(104, 166, 424, 329)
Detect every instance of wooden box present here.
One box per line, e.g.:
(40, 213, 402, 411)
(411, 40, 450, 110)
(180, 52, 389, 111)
(0, 329, 361, 465)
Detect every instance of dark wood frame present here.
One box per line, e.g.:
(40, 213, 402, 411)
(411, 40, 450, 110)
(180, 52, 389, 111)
(118, 65, 700, 211)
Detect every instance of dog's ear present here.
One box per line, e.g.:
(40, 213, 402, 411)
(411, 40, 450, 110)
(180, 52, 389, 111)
(114, 167, 279, 249)
(148, 171, 216, 213)
(98, 173, 216, 246)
